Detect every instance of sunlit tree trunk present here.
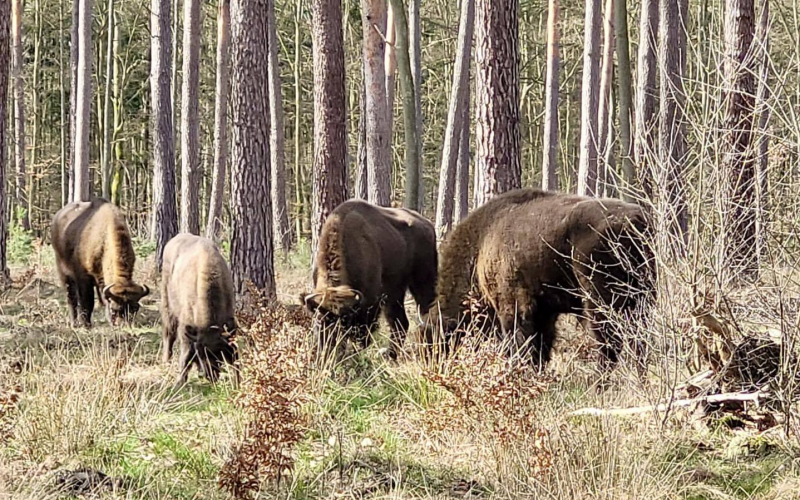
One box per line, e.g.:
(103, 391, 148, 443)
(101, 0, 115, 200)
(180, 0, 201, 234)
(150, 0, 178, 268)
(454, 82, 471, 223)
(541, 0, 559, 191)
(69, 0, 78, 203)
(355, 69, 369, 200)
(385, 3, 396, 140)
(576, 0, 602, 196)
(474, 0, 520, 207)
(0, 1, 11, 282)
(635, 0, 658, 197)
(206, 0, 231, 240)
(110, 14, 123, 205)
(230, 0, 276, 297)
(615, 0, 635, 201)
(754, 0, 770, 266)
(73, 0, 93, 202)
(595, 0, 615, 196)
(11, 0, 29, 228)
(436, 0, 474, 236)
(60, 0, 68, 206)
(408, 0, 423, 208)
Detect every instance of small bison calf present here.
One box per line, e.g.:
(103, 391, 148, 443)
(161, 233, 239, 386)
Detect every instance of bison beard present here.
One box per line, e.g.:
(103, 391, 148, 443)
(428, 189, 655, 368)
(301, 200, 438, 360)
(51, 199, 150, 327)
(161, 233, 239, 387)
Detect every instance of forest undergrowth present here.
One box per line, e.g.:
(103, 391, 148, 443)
(0, 238, 799, 500)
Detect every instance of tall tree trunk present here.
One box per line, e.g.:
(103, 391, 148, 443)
(389, 0, 420, 211)
(171, 0, 179, 130)
(206, 0, 231, 240)
(60, 0, 68, 206)
(541, 0, 559, 191)
(362, 0, 391, 206)
(355, 69, 369, 199)
(408, 0, 423, 208)
(385, 3, 396, 140)
(180, 0, 201, 234)
(454, 81, 470, 223)
(150, 0, 178, 269)
(658, 0, 688, 237)
(73, 0, 93, 202)
(101, 0, 115, 200)
(69, 0, 78, 203)
(721, 0, 757, 275)
(614, 0, 634, 201)
(110, 14, 123, 205)
(293, 0, 304, 241)
(0, 0, 12, 282)
(31, 0, 41, 224)
(754, 0, 769, 266)
(635, 0, 658, 197)
(595, 0, 615, 196)
(230, 0, 276, 297)
(577, 0, 602, 196)
(436, 0, 474, 236)
(11, 0, 29, 228)
(311, 0, 348, 254)
(474, 0, 520, 207)
(268, 0, 293, 252)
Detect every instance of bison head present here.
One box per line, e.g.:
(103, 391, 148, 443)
(103, 282, 150, 326)
(191, 321, 239, 385)
(301, 285, 363, 316)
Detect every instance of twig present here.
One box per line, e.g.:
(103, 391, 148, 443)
(569, 390, 770, 417)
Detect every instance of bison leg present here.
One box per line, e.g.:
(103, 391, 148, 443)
(174, 333, 196, 387)
(383, 298, 410, 360)
(583, 308, 623, 370)
(530, 311, 558, 366)
(162, 313, 178, 363)
(65, 277, 80, 326)
(75, 279, 95, 328)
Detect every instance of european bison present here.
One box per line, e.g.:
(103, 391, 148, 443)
(301, 200, 438, 359)
(52, 199, 150, 327)
(161, 233, 239, 386)
(428, 189, 654, 368)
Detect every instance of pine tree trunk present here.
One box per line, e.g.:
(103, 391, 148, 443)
(614, 0, 634, 201)
(268, 0, 293, 252)
(385, 3, 396, 141)
(73, 0, 93, 202)
(474, 0, 520, 207)
(110, 14, 123, 205)
(355, 69, 369, 199)
(454, 82, 471, 223)
(754, 0, 770, 266)
(362, 0, 391, 206)
(206, 0, 231, 240)
(436, 0, 474, 236)
(721, 0, 756, 275)
(60, 0, 68, 206)
(0, 1, 11, 282)
(408, 0, 423, 209)
(11, 0, 29, 228)
(388, 0, 420, 211)
(635, 0, 658, 197)
(150, 0, 178, 269)
(230, 0, 276, 297)
(595, 0, 615, 196)
(293, 0, 304, 241)
(658, 0, 688, 237)
(577, 0, 602, 196)
(69, 0, 78, 203)
(541, 0, 559, 191)
(180, 0, 201, 234)
(311, 0, 348, 255)
(101, 0, 115, 200)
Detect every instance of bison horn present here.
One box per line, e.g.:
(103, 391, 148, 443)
(102, 284, 115, 299)
(141, 284, 151, 297)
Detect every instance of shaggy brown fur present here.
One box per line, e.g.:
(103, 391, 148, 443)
(429, 189, 654, 367)
(51, 199, 150, 327)
(161, 233, 238, 386)
(301, 200, 437, 358)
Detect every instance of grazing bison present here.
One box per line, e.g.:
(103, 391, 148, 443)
(161, 233, 239, 386)
(301, 200, 437, 359)
(51, 199, 150, 327)
(428, 189, 654, 368)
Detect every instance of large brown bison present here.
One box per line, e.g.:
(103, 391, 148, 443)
(51, 199, 150, 327)
(161, 233, 238, 386)
(428, 189, 654, 368)
(301, 200, 438, 359)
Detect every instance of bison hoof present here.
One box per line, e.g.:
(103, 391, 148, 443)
(379, 347, 399, 362)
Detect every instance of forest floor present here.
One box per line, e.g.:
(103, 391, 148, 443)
(1, 238, 800, 500)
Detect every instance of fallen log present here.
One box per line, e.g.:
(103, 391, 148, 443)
(569, 391, 770, 417)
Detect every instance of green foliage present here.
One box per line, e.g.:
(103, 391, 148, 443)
(133, 237, 156, 260)
(8, 222, 34, 265)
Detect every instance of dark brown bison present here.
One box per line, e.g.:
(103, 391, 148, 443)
(301, 200, 437, 359)
(428, 189, 654, 368)
(51, 199, 150, 327)
(161, 233, 239, 386)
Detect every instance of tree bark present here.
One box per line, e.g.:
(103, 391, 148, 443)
(101, 0, 115, 200)
(230, 0, 276, 297)
(11, 0, 29, 228)
(385, 2, 396, 140)
(206, 0, 231, 240)
(408, 0, 423, 208)
(267, 0, 293, 252)
(355, 68, 369, 199)
(635, 0, 658, 197)
(60, 0, 68, 206)
(0, 0, 11, 281)
(596, 0, 615, 196)
(69, 0, 78, 203)
(150, 0, 178, 269)
(754, 0, 770, 266)
(474, 0, 520, 207)
(436, 0, 474, 236)
(721, 0, 757, 276)
(311, 0, 348, 255)
(541, 0, 559, 191)
(180, 0, 201, 234)
(577, 0, 602, 196)
(658, 0, 688, 237)
(293, 0, 304, 241)
(362, 0, 392, 206)
(454, 82, 471, 224)
(73, 0, 93, 202)
(614, 0, 635, 201)
(110, 14, 122, 205)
